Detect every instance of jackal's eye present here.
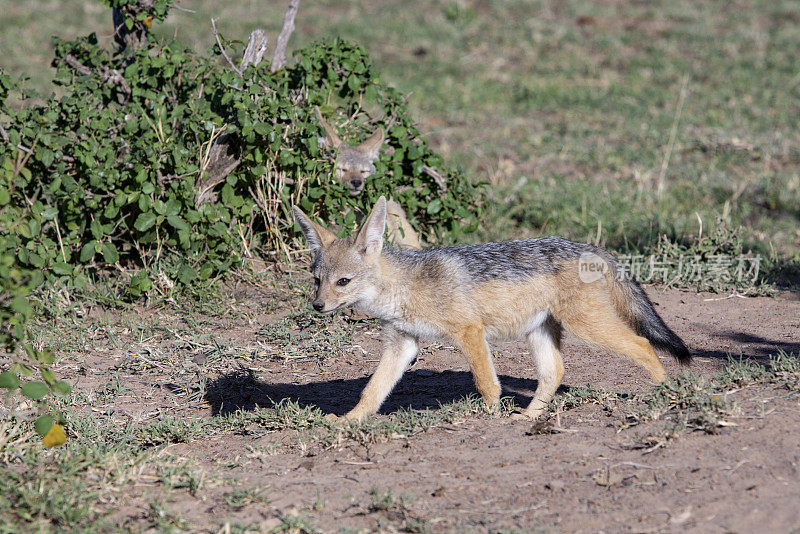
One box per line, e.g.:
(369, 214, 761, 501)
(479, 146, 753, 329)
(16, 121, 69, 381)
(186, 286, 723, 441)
(336, 277, 351, 287)
(360, 169, 370, 175)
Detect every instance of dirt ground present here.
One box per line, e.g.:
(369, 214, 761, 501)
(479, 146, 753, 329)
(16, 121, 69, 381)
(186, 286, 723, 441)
(57, 284, 800, 533)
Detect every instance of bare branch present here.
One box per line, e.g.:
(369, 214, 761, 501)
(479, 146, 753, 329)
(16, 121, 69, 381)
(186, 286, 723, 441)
(383, 92, 413, 131)
(211, 18, 242, 76)
(62, 54, 131, 96)
(271, 0, 300, 73)
(64, 55, 92, 76)
(0, 123, 9, 143)
(195, 131, 241, 207)
(422, 165, 447, 192)
(240, 29, 268, 70)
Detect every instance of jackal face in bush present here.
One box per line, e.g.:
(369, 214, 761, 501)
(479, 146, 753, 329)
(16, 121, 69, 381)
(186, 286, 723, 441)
(316, 108, 384, 196)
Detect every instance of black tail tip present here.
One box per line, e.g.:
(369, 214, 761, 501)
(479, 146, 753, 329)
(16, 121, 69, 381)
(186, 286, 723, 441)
(656, 338, 692, 365)
(674, 345, 692, 365)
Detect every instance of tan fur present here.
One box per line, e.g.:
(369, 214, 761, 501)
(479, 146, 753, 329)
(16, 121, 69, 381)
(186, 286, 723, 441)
(550, 261, 666, 382)
(315, 106, 385, 196)
(385, 199, 421, 249)
(293, 198, 675, 423)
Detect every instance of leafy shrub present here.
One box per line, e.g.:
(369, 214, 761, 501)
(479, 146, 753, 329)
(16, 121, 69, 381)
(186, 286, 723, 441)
(0, 1, 483, 297)
(652, 217, 763, 293)
(1, 72, 70, 439)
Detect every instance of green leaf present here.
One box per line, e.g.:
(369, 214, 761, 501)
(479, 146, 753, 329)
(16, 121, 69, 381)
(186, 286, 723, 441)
(177, 265, 197, 285)
(20, 381, 49, 400)
(0, 371, 19, 389)
(40, 149, 54, 167)
(167, 214, 190, 231)
(40, 369, 56, 385)
(52, 381, 71, 395)
(347, 75, 361, 92)
(90, 220, 103, 240)
(35, 415, 54, 437)
(253, 122, 271, 136)
(10, 295, 31, 315)
(80, 241, 96, 262)
(426, 199, 442, 214)
(39, 350, 57, 365)
(101, 242, 119, 264)
(28, 252, 45, 268)
(52, 262, 72, 275)
(134, 212, 157, 232)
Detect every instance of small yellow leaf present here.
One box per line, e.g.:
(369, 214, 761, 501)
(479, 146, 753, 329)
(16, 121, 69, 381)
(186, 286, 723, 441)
(144, 16, 153, 28)
(42, 423, 67, 448)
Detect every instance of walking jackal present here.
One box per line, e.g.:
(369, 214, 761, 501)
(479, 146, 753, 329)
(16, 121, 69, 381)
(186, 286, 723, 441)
(293, 197, 691, 422)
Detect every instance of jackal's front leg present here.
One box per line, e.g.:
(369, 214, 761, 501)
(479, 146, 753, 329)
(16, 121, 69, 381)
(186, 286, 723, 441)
(342, 325, 419, 422)
(453, 324, 501, 410)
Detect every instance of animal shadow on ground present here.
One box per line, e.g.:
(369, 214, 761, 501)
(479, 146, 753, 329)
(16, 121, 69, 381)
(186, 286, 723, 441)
(708, 331, 800, 361)
(689, 331, 800, 363)
(204, 369, 563, 417)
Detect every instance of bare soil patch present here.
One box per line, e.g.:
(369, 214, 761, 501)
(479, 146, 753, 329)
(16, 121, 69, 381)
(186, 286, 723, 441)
(52, 284, 800, 532)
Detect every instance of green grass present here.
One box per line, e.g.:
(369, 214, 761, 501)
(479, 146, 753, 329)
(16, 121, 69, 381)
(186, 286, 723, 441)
(2, 0, 799, 267)
(0, 393, 495, 531)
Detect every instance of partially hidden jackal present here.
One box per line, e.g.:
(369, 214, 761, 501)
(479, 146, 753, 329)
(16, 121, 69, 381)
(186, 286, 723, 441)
(316, 107, 421, 249)
(293, 197, 690, 422)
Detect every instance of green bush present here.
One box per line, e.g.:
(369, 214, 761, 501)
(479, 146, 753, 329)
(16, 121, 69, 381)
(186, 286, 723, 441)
(1, 72, 70, 437)
(0, 1, 483, 297)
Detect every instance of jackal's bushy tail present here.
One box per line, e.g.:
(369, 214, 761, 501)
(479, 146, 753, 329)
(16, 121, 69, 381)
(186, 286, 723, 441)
(610, 269, 691, 364)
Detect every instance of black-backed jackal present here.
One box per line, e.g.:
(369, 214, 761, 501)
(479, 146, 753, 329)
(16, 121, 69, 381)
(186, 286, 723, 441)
(316, 108, 421, 249)
(293, 197, 690, 422)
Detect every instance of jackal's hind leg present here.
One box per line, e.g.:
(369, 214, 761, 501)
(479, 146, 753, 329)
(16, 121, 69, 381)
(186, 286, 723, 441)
(512, 318, 564, 421)
(556, 285, 666, 383)
(343, 326, 418, 422)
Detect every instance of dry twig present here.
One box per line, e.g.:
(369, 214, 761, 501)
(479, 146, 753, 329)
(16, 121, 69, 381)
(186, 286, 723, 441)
(211, 18, 242, 76)
(63, 54, 132, 96)
(271, 0, 300, 72)
(240, 29, 268, 70)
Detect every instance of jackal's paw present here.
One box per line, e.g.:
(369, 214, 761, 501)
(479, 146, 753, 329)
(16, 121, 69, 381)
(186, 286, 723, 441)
(509, 409, 545, 422)
(324, 413, 343, 423)
(481, 400, 501, 415)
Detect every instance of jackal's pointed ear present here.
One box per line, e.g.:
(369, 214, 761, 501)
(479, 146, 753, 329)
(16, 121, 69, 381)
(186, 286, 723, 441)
(292, 206, 337, 255)
(315, 106, 343, 150)
(355, 196, 387, 256)
(357, 127, 385, 160)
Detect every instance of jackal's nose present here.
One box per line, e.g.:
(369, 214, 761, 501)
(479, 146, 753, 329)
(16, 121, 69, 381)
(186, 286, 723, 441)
(312, 302, 324, 312)
(350, 179, 362, 188)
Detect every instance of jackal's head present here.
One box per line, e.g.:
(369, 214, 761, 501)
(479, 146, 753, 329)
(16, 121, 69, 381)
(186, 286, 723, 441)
(316, 108, 384, 196)
(292, 197, 387, 314)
